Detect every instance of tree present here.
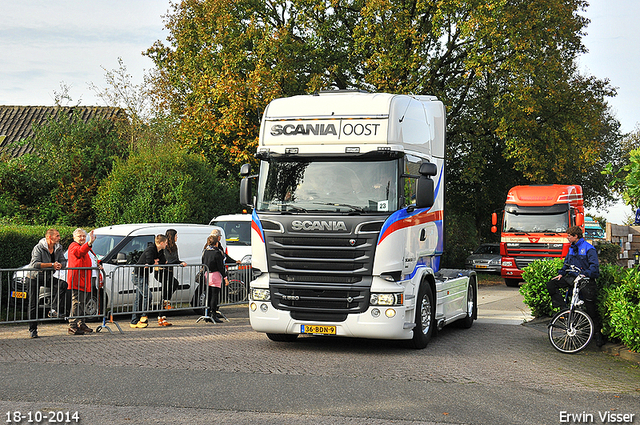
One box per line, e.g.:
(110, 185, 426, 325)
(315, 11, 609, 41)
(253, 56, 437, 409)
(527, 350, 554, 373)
(146, 0, 621, 236)
(0, 112, 127, 225)
(93, 145, 241, 226)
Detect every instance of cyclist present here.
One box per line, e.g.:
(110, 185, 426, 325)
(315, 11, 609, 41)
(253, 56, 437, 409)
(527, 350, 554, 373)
(546, 225, 604, 346)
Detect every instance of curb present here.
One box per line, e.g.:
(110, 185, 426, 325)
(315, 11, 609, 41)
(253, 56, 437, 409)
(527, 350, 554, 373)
(524, 317, 640, 365)
(600, 343, 640, 365)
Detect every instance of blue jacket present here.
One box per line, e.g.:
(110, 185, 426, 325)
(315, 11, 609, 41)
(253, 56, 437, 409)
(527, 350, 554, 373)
(559, 238, 599, 279)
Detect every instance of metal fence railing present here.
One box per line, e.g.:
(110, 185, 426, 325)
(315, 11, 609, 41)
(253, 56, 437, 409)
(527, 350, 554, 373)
(1, 266, 104, 325)
(1, 262, 251, 331)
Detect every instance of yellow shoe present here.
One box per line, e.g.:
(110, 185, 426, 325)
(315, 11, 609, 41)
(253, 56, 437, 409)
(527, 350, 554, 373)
(130, 321, 148, 328)
(139, 315, 148, 324)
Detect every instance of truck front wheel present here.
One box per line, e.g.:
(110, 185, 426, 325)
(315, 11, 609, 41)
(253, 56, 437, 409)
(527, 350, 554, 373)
(409, 283, 435, 349)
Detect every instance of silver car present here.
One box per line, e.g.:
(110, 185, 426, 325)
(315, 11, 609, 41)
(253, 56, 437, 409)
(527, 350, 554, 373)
(465, 243, 501, 273)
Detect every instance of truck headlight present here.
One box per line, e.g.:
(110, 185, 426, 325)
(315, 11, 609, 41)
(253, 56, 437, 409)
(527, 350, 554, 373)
(370, 293, 403, 306)
(251, 288, 270, 301)
(502, 259, 514, 267)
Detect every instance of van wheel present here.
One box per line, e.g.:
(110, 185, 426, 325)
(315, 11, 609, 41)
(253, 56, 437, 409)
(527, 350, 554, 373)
(267, 333, 298, 342)
(83, 293, 100, 317)
(191, 287, 207, 316)
(408, 283, 435, 349)
(457, 278, 476, 329)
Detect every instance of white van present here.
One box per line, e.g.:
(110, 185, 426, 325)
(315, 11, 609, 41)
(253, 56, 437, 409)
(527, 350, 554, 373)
(92, 223, 225, 311)
(209, 214, 252, 263)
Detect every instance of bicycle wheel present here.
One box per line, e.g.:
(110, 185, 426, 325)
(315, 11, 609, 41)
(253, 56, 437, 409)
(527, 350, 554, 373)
(548, 308, 594, 354)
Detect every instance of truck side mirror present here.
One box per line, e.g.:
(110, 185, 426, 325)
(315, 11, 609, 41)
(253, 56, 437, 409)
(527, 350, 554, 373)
(491, 212, 497, 226)
(419, 162, 437, 177)
(415, 176, 434, 209)
(240, 178, 252, 207)
(240, 163, 252, 177)
(576, 212, 584, 227)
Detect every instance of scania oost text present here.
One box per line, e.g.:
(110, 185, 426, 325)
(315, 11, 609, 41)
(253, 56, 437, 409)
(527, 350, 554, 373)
(239, 91, 477, 349)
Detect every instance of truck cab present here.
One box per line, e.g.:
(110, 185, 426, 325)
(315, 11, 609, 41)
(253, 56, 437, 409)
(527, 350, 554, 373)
(240, 92, 477, 348)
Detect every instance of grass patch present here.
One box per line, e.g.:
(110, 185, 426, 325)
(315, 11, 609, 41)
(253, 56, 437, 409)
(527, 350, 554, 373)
(476, 273, 504, 286)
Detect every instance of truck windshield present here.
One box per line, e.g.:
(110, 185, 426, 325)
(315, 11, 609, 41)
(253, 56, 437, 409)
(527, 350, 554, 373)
(257, 159, 398, 213)
(503, 211, 569, 233)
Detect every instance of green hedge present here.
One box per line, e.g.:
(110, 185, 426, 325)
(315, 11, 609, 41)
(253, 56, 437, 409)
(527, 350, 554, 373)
(521, 258, 640, 352)
(0, 225, 77, 269)
(520, 257, 564, 317)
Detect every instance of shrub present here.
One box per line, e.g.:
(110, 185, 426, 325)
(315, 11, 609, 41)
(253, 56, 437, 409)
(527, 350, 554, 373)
(520, 257, 564, 317)
(93, 145, 240, 225)
(0, 113, 127, 226)
(598, 265, 640, 352)
(594, 241, 621, 265)
(0, 225, 76, 269)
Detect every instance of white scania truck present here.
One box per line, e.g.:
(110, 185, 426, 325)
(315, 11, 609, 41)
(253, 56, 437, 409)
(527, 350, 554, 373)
(239, 91, 476, 348)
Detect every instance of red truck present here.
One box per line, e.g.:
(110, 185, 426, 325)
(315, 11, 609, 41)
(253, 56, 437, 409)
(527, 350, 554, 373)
(491, 185, 585, 287)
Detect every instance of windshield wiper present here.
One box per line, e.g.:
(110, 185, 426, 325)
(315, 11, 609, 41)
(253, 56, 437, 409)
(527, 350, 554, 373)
(315, 202, 364, 213)
(278, 204, 307, 213)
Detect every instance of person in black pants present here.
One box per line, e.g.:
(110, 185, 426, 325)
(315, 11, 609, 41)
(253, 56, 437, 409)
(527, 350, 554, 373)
(202, 234, 228, 323)
(158, 229, 187, 310)
(546, 225, 604, 347)
(26, 229, 68, 338)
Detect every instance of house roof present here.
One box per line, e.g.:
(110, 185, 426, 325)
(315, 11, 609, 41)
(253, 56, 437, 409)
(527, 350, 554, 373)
(0, 106, 125, 157)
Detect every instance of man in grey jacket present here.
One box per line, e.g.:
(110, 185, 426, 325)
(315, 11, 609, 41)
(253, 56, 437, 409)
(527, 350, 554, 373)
(26, 229, 67, 338)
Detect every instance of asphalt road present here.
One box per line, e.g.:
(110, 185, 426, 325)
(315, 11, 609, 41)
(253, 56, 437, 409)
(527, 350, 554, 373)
(0, 283, 638, 425)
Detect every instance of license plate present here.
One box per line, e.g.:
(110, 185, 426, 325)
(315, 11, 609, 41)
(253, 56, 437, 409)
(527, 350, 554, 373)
(475, 265, 488, 269)
(11, 291, 27, 299)
(300, 324, 336, 335)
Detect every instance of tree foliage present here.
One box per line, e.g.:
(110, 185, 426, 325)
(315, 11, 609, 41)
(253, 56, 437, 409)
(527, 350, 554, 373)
(0, 112, 127, 225)
(603, 125, 640, 209)
(93, 145, 241, 226)
(147, 0, 621, 234)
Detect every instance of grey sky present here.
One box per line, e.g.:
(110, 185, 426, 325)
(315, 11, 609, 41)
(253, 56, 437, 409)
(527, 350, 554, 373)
(0, 0, 637, 222)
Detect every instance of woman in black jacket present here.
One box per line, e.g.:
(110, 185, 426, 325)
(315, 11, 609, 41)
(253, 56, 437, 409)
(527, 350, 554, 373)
(202, 234, 228, 322)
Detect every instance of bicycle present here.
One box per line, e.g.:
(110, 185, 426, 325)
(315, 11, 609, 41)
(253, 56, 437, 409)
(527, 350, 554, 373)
(547, 265, 594, 354)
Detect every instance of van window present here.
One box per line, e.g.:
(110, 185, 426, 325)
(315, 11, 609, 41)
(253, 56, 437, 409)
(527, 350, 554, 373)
(213, 221, 251, 246)
(92, 235, 124, 260)
(106, 235, 155, 265)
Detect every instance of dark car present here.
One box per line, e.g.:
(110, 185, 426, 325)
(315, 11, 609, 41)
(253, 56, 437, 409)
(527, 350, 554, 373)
(465, 243, 501, 273)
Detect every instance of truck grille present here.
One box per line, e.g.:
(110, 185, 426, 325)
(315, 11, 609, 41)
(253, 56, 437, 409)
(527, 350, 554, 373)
(271, 283, 370, 321)
(261, 216, 383, 321)
(267, 235, 376, 276)
(505, 243, 564, 256)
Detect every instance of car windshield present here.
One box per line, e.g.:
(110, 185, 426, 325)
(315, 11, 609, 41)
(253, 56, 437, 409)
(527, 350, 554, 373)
(475, 245, 499, 255)
(503, 211, 569, 233)
(213, 220, 251, 246)
(256, 159, 398, 213)
(91, 235, 124, 260)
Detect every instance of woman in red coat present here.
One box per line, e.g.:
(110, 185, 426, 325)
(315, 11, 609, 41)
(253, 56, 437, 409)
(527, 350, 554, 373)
(67, 228, 96, 335)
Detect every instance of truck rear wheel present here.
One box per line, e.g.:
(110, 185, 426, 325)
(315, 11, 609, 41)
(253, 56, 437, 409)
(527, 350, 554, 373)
(266, 333, 298, 342)
(457, 277, 476, 329)
(409, 283, 435, 349)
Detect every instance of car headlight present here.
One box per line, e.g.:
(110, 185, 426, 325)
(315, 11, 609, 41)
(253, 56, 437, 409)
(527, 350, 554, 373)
(490, 258, 501, 265)
(370, 293, 403, 306)
(251, 288, 270, 301)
